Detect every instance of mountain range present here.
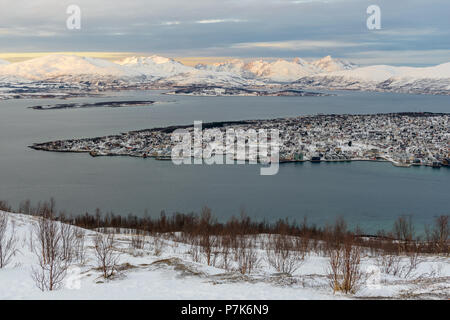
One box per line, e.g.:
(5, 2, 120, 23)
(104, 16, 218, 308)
(0, 54, 449, 95)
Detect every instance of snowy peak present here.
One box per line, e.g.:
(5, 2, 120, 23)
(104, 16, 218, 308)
(115, 55, 194, 79)
(117, 55, 174, 65)
(0, 53, 449, 94)
(0, 54, 358, 83)
(115, 55, 184, 68)
(196, 57, 356, 82)
(243, 58, 318, 82)
(196, 59, 247, 74)
(0, 54, 136, 80)
(321, 62, 450, 82)
(294, 61, 450, 94)
(199, 58, 322, 82)
(311, 55, 357, 73)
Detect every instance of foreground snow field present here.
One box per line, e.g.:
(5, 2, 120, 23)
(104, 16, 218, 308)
(0, 211, 448, 300)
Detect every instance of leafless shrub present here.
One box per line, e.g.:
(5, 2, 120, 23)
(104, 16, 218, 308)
(297, 218, 311, 254)
(201, 234, 217, 266)
(19, 199, 32, 215)
(0, 201, 12, 212)
(236, 237, 259, 275)
(73, 228, 86, 265)
(376, 253, 403, 276)
(0, 212, 18, 268)
(403, 250, 422, 278)
(150, 233, 164, 256)
(94, 233, 120, 279)
(31, 208, 69, 291)
(328, 241, 362, 294)
(59, 217, 77, 262)
(189, 239, 202, 263)
(425, 215, 449, 255)
(265, 234, 305, 275)
(198, 207, 217, 266)
(376, 248, 422, 279)
(220, 235, 232, 271)
(322, 217, 349, 256)
(393, 215, 415, 252)
(130, 229, 146, 250)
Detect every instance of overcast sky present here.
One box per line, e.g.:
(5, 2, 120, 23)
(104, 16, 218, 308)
(0, 0, 449, 65)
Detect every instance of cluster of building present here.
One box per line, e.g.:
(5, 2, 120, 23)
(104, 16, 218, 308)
(31, 112, 450, 168)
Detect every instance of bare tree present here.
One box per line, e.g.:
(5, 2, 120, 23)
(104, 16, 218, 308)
(0, 201, 12, 212)
(189, 238, 202, 263)
(59, 217, 77, 263)
(199, 207, 217, 266)
(0, 212, 18, 268)
(328, 241, 362, 294)
(19, 199, 32, 215)
(31, 210, 69, 291)
(426, 215, 449, 254)
(73, 228, 87, 265)
(94, 233, 120, 279)
(393, 215, 415, 252)
(220, 235, 232, 271)
(236, 237, 259, 275)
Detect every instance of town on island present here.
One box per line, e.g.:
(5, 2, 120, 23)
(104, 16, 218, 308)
(30, 112, 450, 168)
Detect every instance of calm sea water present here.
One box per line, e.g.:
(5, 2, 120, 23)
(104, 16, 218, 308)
(0, 90, 449, 233)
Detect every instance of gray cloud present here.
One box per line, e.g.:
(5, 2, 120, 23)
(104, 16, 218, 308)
(0, 0, 449, 65)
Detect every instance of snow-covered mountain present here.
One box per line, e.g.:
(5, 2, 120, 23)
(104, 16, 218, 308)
(311, 55, 357, 73)
(117, 56, 253, 86)
(0, 54, 139, 81)
(196, 59, 249, 76)
(196, 56, 356, 82)
(0, 54, 449, 95)
(115, 55, 193, 80)
(243, 58, 319, 82)
(294, 62, 450, 94)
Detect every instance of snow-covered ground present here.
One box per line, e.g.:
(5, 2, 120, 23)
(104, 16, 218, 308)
(0, 211, 448, 300)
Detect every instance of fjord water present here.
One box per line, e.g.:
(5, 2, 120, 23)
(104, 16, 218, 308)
(0, 90, 449, 233)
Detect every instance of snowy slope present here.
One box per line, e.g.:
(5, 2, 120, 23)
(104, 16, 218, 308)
(118, 56, 253, 86)
(0, 54, 141, 81)
(0, 59, 10, 65)
(243, 58, 319, 82)
(196, 56, 356, 82)
(311, 55, 357, 73)
(0, 210, 449, 300)
(295, 62, 450, 93)
(196, 59, 246, 74)
(115, 55, 193, 80)
(325, 62, 450, 82)
(198, 58, 320, 82)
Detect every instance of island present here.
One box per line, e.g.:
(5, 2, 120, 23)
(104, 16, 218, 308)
(164, 85, 330, 96)
(29, 112, 450, 168)
(29, 100, 155, 110)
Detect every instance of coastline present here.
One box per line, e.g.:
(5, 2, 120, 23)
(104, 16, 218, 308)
(28, 145, 449, 169)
